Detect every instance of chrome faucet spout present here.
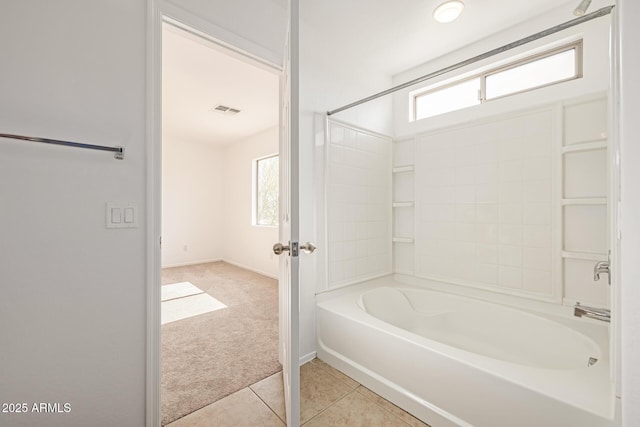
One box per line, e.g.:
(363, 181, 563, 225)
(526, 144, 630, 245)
(574, 302, 610, 323)
(593, 260, 610, 285)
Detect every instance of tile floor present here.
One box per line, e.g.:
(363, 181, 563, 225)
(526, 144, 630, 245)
(167, 358, 430, 427)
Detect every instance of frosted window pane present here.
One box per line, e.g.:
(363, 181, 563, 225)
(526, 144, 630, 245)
(256, 155, 279, 226)
(415, 78, 481, 120)
(486, 49, 576, 100)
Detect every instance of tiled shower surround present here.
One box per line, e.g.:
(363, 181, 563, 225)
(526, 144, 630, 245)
(413, 108, 557, 298)
(324, 95, 608, 307)
(326, 121, 392, 289)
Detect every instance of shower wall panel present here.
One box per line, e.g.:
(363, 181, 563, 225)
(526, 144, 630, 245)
(326, 121, 393, 289)
(413, 108, 560, 300)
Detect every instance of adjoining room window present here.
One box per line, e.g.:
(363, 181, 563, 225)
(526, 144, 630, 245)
(411, 40, 583, 121)
(254, 154, 279, 227)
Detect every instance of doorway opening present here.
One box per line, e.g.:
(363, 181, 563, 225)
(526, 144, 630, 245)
(160, 22, 283, 426)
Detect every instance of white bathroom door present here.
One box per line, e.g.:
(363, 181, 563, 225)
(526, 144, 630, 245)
(277, 0, 300, 426)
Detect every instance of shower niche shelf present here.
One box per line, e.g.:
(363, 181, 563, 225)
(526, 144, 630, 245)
(393, 165, 415, 173)
(392, 237, 415, 243)
(393, 201, 414, 208)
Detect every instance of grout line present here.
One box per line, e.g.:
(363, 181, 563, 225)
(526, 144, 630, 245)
(247, 386, 287, 426)
(354, 386, 421, 427)
(301, 388, 356, 426)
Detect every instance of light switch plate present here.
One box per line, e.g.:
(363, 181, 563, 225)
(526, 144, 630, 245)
(106, 202, 138, 229)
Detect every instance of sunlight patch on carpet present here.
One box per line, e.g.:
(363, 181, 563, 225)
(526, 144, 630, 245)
(161, 281, 203, 302)
(161, 282, 227, 325)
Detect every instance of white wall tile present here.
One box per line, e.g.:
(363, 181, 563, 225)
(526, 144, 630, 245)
(499, 139, 523, 161)
(564, 149, 608, 198)
(455, 223, 476, 242)
(475, 263, 498, 284)
(523, 269, 552, 294)
(475, 183, 499, 203)
(456, 205, 475, 223)
(524, 157, 552, 182)
(564, 205, 608, 254)
(476, 244, 498, 264)
(523, 247, 552, 271)
(499, 204, 523, 224)
(524, 180, 552, 203)
(523, 225, 552, 248)
(499, 160, 523, 182)
(456, 185, 476, 204)
(476, 224, 499, 244)
(499, 224, 523, 245)
(499, 266, 523, 288)
(475, 164, 499, 184)
(499, 245, 523, 267)
(564, 98, 607, 145)
(524, 203, 551, 225)
(476, 204, 499, 223)
(499, 181, 524, 203)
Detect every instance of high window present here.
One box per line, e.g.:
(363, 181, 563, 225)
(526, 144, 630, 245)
(412, 41, 583, 121)
(254, 154, 279, 227)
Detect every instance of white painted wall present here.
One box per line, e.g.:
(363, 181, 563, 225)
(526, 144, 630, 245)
(161, 138, 224, 267)
(0, 1, 287, 426)
(299, 9, 394, 360)
(618, 1, 640, 425)
(0, 2, 147, 426)
(222, 126, 280, 278)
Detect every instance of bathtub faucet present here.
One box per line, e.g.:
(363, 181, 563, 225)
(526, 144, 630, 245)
(574, 303, 610, 323)
(593, 260, 610, 284)
(593, 251, 611, 285)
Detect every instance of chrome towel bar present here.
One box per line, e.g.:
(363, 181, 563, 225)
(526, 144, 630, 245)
(0, 132, 124, 160)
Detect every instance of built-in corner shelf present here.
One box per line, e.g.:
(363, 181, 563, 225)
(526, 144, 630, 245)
(562, 251, 607, 261)
(393, 237, 415, 243)
(393, 165, 415, 173)
(561, 140, 607, 154)
(393, 201, 414, 208)
(561, 197, 607, 206)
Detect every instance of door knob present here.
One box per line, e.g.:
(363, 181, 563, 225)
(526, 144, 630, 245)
(273, 243, 290, 255)
(300, 242, 316, 254)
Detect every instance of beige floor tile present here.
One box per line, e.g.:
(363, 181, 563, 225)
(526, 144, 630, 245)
(356, 386, 431, 427)
(311, 358, 360, 389)
(250, 371, 286, 423)
(300, 361, 353, 424)
(166, 387, 285, 427)
(303, 390, 411, 427)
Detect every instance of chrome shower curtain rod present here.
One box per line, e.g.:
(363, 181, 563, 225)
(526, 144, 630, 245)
(0, 133, 124, 160)
(326, 5, 614, 116)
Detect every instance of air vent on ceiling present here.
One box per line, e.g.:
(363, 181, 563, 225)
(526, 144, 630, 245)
(210, 105, 241, 115)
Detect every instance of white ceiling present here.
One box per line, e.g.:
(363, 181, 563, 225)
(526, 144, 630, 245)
(163, 0, 612, 145)
(162, 24, 279, 146)
(301, 0, 611, 76)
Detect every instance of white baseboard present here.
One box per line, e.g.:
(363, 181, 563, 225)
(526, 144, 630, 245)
(300, 351, 317, 365)
(161, 258, 222, 269)
(221, 258, 278, 279)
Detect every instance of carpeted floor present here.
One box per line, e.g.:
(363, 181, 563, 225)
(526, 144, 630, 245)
(161, 261, 281, 426)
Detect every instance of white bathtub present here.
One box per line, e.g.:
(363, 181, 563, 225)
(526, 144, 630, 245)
(316, 277, 616, 427)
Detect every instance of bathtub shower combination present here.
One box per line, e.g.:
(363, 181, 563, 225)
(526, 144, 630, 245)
(317, 277, 613, 427)
(317, 90, 615, 426)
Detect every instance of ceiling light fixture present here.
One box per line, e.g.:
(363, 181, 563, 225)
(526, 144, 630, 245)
(433, 0, 465, 23)
(573, 0, 592, 16)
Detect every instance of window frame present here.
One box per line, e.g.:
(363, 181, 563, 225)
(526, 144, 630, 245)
(252, 153, 279, 228)
(411, 40, 583, 121)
